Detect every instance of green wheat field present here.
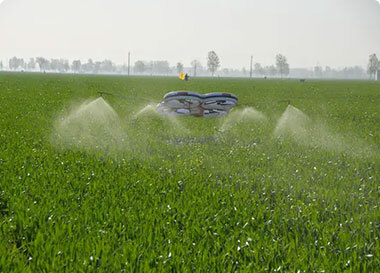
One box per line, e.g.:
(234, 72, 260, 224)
(0, 72, 379, 272)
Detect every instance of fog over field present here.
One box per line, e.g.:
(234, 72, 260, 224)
(0, 0, 380, 68)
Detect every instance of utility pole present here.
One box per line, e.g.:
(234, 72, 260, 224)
(128, 51, 131, 76)
(250, 56, 253, 78)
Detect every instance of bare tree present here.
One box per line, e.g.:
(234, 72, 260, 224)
(94, 62, 102, 74)
(54, 59, 69, 73)
(367, 53, 379, 79)
(28, 58, 36, 70)
(71, 60, 82, 73)
(276, 54, 289, 78)
(176, 62, 184, 74)
(9, 57, 25, 70)
(100, 60, 115, 73)
(254, 63, 264, 76)
(9, 57, 19, 70)
(190, 60, 201, 77)
(134, 60, 146, 74)
(266, 65, 277, 77)
(207, 51, 220, 76)
(62, 60, 70, 73)
(36, 57, 49, 71)
(50, 59, 60, 72)
(152, 61, 170, 75)
(82, 59, 94, 73)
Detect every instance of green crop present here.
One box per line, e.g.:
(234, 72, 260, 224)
(0, 72, 379, 272)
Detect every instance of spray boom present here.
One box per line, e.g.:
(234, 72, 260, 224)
(98, 92, 153, 103)
(98, 91, 290, 118)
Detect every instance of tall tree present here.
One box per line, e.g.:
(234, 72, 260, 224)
(20, 59, 25, 70)
(176, 62, 184, 74)
(254, 63, 264, 76)
(9, 57, 23, 70)
(83, 59, 94, 73)
(134, 60, 146, 74)
(50, 59, 60, 72)
(367, 54, 379, 79)
(28, 58, 36, 70)
(275, 54, 290, 78)
(207, 51, 220, 76)
(57, 59, 69, 73)
(100, 60, 115, 73)
(62, 60, 70, 73)
(266, 65, 277, 77)
(190, 60, 201, 77)
(71, 60, 82, 73)
(152, 61, 170, 75)
(9, 57, 17, 70)
(92, 62, 101, 74)
(36, 57, 49, 71)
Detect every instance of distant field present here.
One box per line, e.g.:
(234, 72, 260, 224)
(0, 72, 379, 272)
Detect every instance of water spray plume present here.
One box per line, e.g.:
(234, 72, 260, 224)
(133, 104, 157, 119)
(274, 105, 377, 157)
(52, 98, 126, 151)
(221, 107, 267, 131)
(274, 105, 310, 139)
(167, 116, 190, 134)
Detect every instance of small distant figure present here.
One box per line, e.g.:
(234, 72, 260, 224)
(184, 73, 189, 81)
(264, 76, 267, 80)
(300, 79, 306, 83)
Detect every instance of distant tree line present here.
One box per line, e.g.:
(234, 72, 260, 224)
(292, 66, 368, 79)
(0, 52, 378, 79)
(6, 57, 121, 74)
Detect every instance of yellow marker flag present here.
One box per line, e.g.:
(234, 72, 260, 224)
(179, 72, 185, 80)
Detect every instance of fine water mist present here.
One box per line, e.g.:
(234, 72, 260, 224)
(132, 103, 189, 134)
(167, 116, 190, 134)
(133, 104, 157, 119)
(274, 105, 310, 141)
(221, 107, 267, 131)
(274, 105, 376, 157)
(52, 98, 126, 151)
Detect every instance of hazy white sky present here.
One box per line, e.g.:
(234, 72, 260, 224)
(0, 0, 380, 69)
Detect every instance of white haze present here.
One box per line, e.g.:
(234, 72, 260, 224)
(0, 0, 380, 68)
